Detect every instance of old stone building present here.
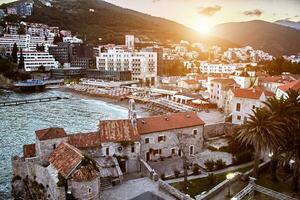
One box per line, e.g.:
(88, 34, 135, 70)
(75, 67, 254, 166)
(12, 100, 205, 200)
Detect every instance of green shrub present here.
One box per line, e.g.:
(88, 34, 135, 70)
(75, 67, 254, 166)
(233, 151, 253, 165)
(207, 173, 215, 186)
(174, 169, 180, 178)
(193, 164, 200, 175)
(215, 159, 226, 170)
(57, 173, 67, 187)
(204, 159, 215, 172)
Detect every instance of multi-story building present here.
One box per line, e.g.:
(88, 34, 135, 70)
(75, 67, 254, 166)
(141, 47, 164, 76)
(0, 34, 53, 55)
(17, 51, 59, 71)
(69, 43, 94, 68)
(49, 42, 70, 64)
(208, 78, 238, 109)
(231, 88, 274, 124)
(200, 63, 241, 74)
(125, 35, 135, 50)
(275, 80, 300, 99)
(96, 47, 157, 85)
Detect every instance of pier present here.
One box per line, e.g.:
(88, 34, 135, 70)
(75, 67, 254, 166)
(0, 97, 69, 107)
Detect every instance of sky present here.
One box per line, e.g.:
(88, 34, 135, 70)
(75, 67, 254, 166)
(103, 0, 300, 34)
(0, 0, 299, 34)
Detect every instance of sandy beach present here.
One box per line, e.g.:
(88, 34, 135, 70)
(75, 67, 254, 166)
(59, 86, 154, 117)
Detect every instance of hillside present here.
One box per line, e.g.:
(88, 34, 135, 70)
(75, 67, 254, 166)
(275, 19, 300, 30)
(6, 0, 236, 48)
(211, 20, 300, 56)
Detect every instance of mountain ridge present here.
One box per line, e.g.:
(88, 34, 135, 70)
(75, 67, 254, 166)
(211, 20, 300, 56)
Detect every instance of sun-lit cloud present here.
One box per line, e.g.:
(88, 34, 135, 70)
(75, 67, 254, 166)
(243, 9, 263, 17)
(197, 5, 222, 17)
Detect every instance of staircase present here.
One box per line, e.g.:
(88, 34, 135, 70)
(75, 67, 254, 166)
(100, 177, 112, 191)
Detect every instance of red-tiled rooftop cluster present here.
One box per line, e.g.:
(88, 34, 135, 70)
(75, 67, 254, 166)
(137, 112, 204, 135)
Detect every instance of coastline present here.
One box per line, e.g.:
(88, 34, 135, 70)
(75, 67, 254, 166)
(59, 86, 154, 117)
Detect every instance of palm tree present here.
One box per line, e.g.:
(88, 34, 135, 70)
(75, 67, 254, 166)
(284, 89, 300, 192)
(263, 97, 294, 181)
(236, 108, 284, 178)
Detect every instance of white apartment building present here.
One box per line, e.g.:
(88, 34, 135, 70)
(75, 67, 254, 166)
(208, 78, 237, 110)
(17, 51, 59, 71)
(0, 34, 53, 54)
(96, 47, 157, 85)
(231, 88, 271, 124)
(125, 35, 135, 50)
(200, 63, 240, 74)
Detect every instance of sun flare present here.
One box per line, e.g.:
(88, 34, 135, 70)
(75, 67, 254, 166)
(196, 20, 212, 35)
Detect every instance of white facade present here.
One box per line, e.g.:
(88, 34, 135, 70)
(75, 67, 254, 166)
(231, 90, 267, 125)
(0, 34, 53, 54)
(96, 47, 157, 85)
(200, 63, 238, 74)
(17, 51, 59, 71)
(125, 35, 135, 50)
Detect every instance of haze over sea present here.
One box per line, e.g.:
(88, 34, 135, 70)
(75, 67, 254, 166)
(0, 89, 129, 199)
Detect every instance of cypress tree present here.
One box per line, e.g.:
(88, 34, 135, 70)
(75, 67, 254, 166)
(11, 43, 18, 63)
(18, 48, 25, 70)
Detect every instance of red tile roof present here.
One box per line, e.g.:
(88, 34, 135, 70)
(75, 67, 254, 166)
(68, 132, 101, 150)
(183, 79, 199, 85)
(99, 119, 139, 142)
(234, 88, 263, 100)
(137, 112, 204, 135)
(49, 143, 83, 178)
(71, 165, 99, 182)
(36, 128, 66, 141)
(278, 80, 300, 92)
(23, 143, 36, 158)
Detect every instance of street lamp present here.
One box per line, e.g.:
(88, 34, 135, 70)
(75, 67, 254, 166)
(226, 173, 235, 197)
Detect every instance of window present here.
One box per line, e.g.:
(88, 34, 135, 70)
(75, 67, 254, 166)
(236, 103, 241, 111)
(153, 149, 162, 155)
(237, 115, 241, 120)
(252, 105, 256, 109)
(131, 145, 135, 153)
(88, 188, 92, 194)
(193, 129, 197, 135)
(178, 149, 182, 157)
(145, 138, 150, 144)
(171, 148, 176, 155)
(106, 147, 109, 156)
(53, 144, 56, 150)
(158, 135, 166, 142)
(190, 145, 194, 155)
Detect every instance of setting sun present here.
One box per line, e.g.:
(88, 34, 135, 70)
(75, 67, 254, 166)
(196, 20, 212, 35)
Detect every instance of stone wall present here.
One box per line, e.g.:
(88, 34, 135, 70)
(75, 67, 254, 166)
(11, 156, 65, 200)
(139, 158, 158, 181)
(158, 180, 194, 200)
(36, 137, 68, 165)
(69, 178, 100, 200)
(203, 123, 236, 139)
(140, 126, 204, 161)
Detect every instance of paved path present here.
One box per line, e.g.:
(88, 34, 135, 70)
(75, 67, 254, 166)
(100, 177, 174, 200)
(165, 162, 254, 184)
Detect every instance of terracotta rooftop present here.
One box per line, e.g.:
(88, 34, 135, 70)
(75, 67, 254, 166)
(211, 78, 236, 85)
(36, 127, 66, 141)
(23, 143, 36, 158)
(99, 119, 139, 142)
(183, 79, 199, 85)
(68, 132, 101, 150)
(71, 165, 99, 182)
(278, 80, 300, 92)
(234, 88, 264, 100)
(137, 112, 205, 135)
(49, 143, 83, 178)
